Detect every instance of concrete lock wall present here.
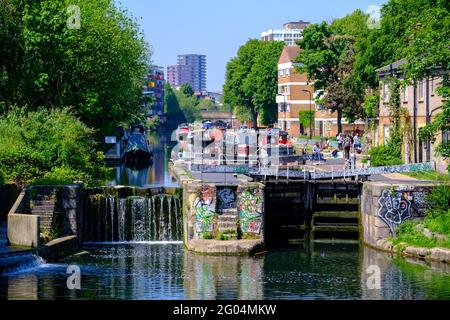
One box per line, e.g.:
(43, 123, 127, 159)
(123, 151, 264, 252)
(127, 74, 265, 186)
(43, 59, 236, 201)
(7, 214, 40, 247)
(183, 180, 265, 252)
(7, 184, 83, 248)
(360, 181, 439, 248)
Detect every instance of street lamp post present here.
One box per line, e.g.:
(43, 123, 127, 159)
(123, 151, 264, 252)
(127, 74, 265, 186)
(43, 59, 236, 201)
(302, 89, 313, 141)
(283, 92, 287, 132)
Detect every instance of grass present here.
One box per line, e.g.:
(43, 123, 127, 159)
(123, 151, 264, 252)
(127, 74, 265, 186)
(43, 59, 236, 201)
(403, 170, 450, 181)
(424, 211, 450, 235)
(392, 214, 450, 249)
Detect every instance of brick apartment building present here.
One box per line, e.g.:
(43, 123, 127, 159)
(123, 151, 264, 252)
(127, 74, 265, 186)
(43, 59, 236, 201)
(277, 46, 363, 138)
(276, 46, 314, 136)
(375, 59, 448, 170)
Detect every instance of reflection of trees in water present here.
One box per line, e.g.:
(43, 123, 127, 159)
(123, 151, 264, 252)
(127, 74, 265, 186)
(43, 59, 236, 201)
(360, 246, 450, 300)
(111, 133, 177, 188)
(183, 252, 264, 300)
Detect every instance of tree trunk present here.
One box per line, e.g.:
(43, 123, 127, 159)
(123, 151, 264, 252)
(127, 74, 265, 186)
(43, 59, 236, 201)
(252, 111, 258, 130)
(337, 109, 343, 134)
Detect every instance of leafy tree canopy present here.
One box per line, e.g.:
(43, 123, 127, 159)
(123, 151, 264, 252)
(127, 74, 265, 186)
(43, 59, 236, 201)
(223, 39, 283, 128)
(0, 0, 151, 134)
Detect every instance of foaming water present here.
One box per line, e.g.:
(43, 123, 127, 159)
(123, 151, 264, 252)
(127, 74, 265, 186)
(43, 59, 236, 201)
(83, 241, 183, 245)
(0, 253, 44, 275)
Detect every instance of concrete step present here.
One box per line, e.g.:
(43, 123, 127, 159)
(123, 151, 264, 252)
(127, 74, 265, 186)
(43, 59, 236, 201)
(32, 199, 55, 204)
(33, 196, 55, 202)
(218, 215, 238, 223)
(32, 206, 55, 211)
(312, 224, 359, 232)
(312, 211, 358, 219)
(32, 211, 54, 216)
(217, 222, 237, 229)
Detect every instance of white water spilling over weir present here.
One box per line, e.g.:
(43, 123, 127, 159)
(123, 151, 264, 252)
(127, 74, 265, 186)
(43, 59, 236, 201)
(84, 191, 182, 243)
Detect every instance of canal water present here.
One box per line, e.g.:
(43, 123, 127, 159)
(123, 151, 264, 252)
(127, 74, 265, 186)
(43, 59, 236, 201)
(105, 134, 178, 188)
(1, 242, 449, 299)
(1, 134, 449, 300)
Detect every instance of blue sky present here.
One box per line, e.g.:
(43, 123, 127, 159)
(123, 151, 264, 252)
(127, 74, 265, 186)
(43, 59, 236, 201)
(119, 0, 387, 92)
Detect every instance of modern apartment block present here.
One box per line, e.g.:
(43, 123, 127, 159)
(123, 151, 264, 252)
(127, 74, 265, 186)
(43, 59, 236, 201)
(375, 59, 448, 169)
(166, 65, 179, 88)
(143, 65, 165, 117)
(261, 20, 310, 46)
(166, 54, 207, 93)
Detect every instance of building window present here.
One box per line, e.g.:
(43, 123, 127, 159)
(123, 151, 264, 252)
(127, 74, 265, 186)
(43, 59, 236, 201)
(279, 103, 286, 112)
(431, 77, 436, 95)
(285, 86, 290, 94)
(418, 80, 424, 100)
(402, 85, 408, 102)
(383, 125, 390, 145)
(382, 81, 389, 100)
(443, 130, 450, 145)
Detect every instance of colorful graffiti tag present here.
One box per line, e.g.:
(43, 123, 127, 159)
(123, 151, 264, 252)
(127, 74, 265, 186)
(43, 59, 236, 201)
(217, 187, 236, 210)
(238, 189, 263, 234)
(377, 189, 412, 236)
(194, 187, 216, 233)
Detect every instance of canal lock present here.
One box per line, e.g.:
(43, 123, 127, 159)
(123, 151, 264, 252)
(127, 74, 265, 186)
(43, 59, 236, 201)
(264, 180, 361, 247)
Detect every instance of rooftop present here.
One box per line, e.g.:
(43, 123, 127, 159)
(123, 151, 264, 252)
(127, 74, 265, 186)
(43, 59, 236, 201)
(278, 46, 300, 64)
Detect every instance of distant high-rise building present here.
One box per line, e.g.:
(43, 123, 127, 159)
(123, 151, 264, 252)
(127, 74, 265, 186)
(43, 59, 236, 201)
(261, 20, 310, 46)
(143, 65, 165, 116)
(166, 54, 207, 93)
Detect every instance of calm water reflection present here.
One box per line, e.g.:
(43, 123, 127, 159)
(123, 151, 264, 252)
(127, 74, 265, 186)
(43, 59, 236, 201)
(106, 134, 178, 188)
(1, 242, 449, 300)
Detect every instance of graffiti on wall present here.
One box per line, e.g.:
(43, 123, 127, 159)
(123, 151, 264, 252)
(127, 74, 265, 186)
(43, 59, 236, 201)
(238, 189, 263, 234)
(194, 186, 216, 233)
(377, 189, 413, 236)
(217, 187, 237, 210)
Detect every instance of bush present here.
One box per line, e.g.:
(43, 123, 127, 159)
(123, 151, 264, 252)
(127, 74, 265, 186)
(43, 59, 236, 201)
(202, 232, 214, 240)
(369, 145, 403, 167)
(424, 211, 450, 235)
(0, 168, 4, 184)
(0, 107, 109, 186)
(31, 166, 87, 186)
(425, 185, 450, 218)
(393, 220, 437, 248)
(146, 116, 160, 132)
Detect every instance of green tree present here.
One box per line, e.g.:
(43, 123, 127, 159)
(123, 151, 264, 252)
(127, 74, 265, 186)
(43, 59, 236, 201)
(198, 98, 217, 111)
(164, 83, 186, 130)
(180, 83, 195, 97)
(0, 0, 23, 114)
(223, 39, 283, 129)
(0, 0, 150, 134)
(298, 110, 315, 132)
(295, 21, 365, 133)
(174, 88, 202, 123)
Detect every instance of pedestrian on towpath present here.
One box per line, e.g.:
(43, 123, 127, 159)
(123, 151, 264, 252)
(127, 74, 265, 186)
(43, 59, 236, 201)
(344, 135, 352, 160)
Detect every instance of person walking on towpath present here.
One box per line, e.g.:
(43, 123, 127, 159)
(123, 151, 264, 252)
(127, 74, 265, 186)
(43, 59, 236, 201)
(337, 133, 344, 151)
(343, 135, 352, 161)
